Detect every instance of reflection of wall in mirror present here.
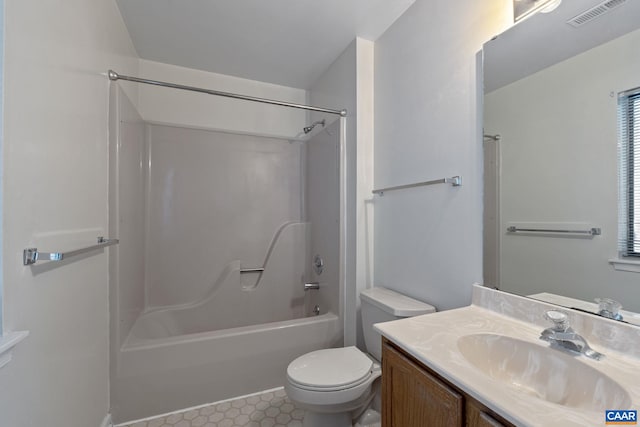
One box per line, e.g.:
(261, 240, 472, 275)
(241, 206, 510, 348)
(484, 28, 640, 311)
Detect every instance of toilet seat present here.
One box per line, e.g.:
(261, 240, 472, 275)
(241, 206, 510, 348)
(287, 346, 373, 392)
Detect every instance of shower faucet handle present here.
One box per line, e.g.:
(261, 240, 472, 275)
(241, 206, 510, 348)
(313, 255, 324, 275)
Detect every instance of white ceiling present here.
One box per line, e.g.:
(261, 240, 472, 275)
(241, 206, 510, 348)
(116, 0, 415, 89)
(484, 0, 640, 92)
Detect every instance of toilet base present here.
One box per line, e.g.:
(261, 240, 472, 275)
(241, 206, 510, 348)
(302, 411, 353, 427)
(294, 381, 380, 427)
(354, 409, 381, 427)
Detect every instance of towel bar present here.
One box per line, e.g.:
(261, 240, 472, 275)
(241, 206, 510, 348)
(372, 175, 462, 196)
(23, 236, 119, 266)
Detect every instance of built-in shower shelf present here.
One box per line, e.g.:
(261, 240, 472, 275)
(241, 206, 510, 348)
(0, 331, 29, 369)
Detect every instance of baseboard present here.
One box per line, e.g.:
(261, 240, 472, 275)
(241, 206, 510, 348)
(100, 413, 113, 427)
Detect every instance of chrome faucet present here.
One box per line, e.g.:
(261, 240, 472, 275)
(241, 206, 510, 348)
(540, 310, 604, 360)
(304, 282, 320, 291)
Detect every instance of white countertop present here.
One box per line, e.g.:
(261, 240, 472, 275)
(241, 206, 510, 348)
(375, 290, 640, 427)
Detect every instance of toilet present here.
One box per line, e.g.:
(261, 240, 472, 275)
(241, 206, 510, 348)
(285, 286, 436, 427)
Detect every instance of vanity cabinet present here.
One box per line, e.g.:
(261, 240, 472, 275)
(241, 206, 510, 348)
(382, 338, 513, 427)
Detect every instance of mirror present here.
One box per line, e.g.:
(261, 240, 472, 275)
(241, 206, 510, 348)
(482, 0, 640, 324)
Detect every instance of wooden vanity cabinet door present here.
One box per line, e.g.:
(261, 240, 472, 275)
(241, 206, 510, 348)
(467, 400, 506, 427)
(382, 341, 463, 427)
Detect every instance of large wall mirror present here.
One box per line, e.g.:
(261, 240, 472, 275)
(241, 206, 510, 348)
(483, 0, 640, 325)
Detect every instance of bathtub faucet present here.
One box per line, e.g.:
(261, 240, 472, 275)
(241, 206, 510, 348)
(304, 282, 320, 291)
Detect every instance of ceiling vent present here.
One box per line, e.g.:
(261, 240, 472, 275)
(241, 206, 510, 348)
(566, 0, 627, 27)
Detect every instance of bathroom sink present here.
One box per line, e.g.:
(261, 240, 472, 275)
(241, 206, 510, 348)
(457, 333, 631, 411)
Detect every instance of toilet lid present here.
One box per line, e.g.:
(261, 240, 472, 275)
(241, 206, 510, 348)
(287, 346, 373, 391)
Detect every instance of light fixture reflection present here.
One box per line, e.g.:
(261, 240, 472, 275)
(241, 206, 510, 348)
(540, 0, 562, 13)
(514, 0, 562, 22)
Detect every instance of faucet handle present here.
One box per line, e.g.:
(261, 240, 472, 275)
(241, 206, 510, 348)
(595, 298, 623, 320)
(544, 310, 570, 331)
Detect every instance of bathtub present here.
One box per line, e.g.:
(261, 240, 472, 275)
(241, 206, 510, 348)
(111, 311, 342, 424)
(108, 88, 345, 424)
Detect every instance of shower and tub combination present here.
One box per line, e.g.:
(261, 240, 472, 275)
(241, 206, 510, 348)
(107, 72, 346, 423)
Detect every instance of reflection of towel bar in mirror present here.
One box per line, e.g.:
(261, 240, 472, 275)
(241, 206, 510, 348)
(483, 0, 640, 318)
(372, 176, 462, 196)
(23, 236, 119, 265)
(507, 226, 601, 236)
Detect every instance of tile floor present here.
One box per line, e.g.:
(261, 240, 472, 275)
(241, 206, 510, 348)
(121, 388, 304, 427)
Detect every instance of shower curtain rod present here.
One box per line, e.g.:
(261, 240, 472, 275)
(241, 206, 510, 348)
(108, 70, 347, 117)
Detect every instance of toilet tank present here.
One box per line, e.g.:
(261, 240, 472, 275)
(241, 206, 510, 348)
(360, 287, 436, 361)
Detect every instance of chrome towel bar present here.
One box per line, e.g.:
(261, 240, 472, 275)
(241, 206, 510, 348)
(23, 237, 119, 266)
(507, 226, 601, 236)
(372, 176, 462, 196)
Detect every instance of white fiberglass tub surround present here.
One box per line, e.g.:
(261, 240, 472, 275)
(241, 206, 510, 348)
(109, 87, 344, 423)
(126, 222, 313, 342)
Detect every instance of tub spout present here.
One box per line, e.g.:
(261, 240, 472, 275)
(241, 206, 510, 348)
(304, 282, 320, 291)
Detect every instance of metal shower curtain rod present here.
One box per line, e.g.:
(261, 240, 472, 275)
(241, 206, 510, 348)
(108, 70, 347, 117)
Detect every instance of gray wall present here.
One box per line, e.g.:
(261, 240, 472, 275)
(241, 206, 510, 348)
(372, 0, 511, 310)
(0, 0, 139, 425)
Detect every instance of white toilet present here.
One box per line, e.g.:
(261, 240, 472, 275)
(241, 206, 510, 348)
(285, 287, 435, 427)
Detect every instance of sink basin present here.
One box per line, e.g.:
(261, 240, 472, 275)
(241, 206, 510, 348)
(457, 333, 631, 411)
